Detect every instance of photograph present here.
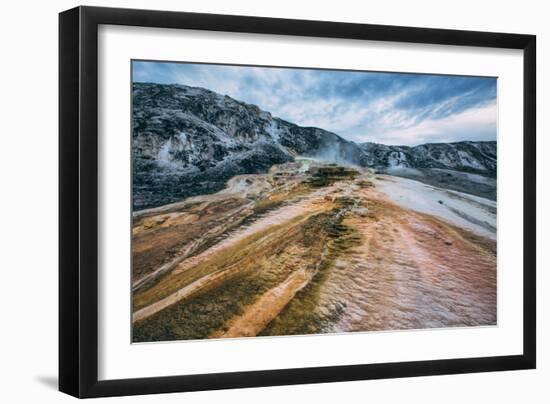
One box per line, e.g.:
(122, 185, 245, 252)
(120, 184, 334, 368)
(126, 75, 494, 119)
(130, 61, 498, 343)
(0, 0, 543, 401)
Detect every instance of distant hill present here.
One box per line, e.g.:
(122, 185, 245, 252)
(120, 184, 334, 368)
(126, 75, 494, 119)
(359, 141, 496, 175)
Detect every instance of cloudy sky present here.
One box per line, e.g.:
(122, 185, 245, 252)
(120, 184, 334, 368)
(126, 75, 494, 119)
(133, 61, 497, 146)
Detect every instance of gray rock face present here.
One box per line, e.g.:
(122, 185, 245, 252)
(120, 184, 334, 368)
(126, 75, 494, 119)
(133, 83, 496, 210)
(133, 83, 293, 210)
(359, 141, 496, 175)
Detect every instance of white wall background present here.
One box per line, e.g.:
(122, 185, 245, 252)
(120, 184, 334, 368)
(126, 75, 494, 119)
(0, 0, 546, 402)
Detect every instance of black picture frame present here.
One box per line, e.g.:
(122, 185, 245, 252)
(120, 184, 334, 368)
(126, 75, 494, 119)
(59, 5, 536, 398)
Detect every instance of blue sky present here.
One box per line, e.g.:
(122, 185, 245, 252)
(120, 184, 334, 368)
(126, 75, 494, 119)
(133, 61, 497, 146)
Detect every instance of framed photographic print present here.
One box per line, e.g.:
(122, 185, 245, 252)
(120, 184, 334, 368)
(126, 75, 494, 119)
(59, 6, 536, 398)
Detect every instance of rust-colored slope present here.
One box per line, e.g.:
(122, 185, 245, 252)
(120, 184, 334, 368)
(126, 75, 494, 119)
(132, 173, 497, 341)
(314, 188, 496, 333)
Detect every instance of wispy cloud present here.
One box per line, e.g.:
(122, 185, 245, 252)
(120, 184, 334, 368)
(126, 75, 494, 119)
(133, 61, 497, 146)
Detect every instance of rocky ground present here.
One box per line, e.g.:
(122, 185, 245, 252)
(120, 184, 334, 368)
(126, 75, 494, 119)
(131, 159, 496, 342)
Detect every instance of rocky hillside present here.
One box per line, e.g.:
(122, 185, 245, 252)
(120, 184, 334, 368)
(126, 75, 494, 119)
(133, 83, 496, 210)
(133, 83, 364, 209)
(360, 141, 496, 175)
